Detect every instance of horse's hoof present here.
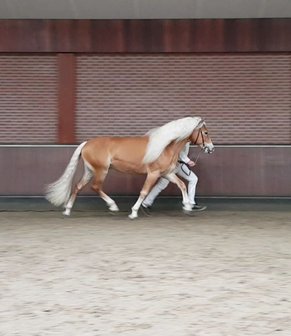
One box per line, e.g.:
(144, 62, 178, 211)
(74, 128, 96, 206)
(62, 210, 71, 216)
(182, 204, 193, 212)
(109, 204, 119, 212)
(128, 213, 138, 220)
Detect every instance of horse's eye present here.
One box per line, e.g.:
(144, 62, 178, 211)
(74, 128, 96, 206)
(204, 132, 208, 136)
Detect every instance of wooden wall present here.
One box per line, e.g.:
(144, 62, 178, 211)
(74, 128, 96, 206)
(2, 19, 291, 144)
(0, 19, 290, 197)
(1, 146, 290, 197)
(1, 19, 291, 53)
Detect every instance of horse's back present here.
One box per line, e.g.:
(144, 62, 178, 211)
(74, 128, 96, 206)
(81, 136, 149, 172)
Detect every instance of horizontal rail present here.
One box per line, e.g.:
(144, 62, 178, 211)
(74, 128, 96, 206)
(0, 144, 291, 148)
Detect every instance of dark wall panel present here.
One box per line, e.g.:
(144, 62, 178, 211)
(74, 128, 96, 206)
(0, 55, 58, 143)
(1, 146, 290, 197)
(1, 19, 291, 53)
(191, 146, 291, 197)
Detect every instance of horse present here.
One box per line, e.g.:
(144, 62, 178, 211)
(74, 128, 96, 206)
(45, 116, 214, 219)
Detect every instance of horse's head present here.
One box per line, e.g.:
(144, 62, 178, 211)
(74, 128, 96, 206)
(189, 120, 214, 154)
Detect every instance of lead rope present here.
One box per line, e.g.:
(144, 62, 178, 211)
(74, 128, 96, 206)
(180, 148, 202, 176)
(193, 149, 202, 165)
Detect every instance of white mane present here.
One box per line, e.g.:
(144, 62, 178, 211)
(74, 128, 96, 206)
(143, 116, 202, 164)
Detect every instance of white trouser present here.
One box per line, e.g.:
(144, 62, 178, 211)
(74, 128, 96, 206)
(143, 163, 198, 207)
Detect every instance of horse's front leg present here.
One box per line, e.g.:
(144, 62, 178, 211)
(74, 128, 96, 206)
(129, 172, 160, 219)
(165, 173, 192, 211)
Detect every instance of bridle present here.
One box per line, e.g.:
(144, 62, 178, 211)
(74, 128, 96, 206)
(179, 127, 211, 168)
(193, 127, 205, 148)
(191, 127, 207, 164)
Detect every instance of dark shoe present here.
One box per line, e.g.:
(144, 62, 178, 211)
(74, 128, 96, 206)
(141, 205, 152, 216)
(192, 204, 207, 211)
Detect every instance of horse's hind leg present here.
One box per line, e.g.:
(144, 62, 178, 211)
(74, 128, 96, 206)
(63, 166, 93, 216)
(91, 168, 119, 212)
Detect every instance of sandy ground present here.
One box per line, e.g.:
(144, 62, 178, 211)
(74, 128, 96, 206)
(0, 209, 291, 336)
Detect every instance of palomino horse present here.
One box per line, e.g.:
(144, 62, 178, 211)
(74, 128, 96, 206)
(46, 116, 214, 219)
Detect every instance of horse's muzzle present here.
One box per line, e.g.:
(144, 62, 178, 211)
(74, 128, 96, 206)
(203, 144, 215, 154)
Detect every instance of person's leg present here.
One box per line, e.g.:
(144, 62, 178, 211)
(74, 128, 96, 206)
(177, 164, 206, 211)
(142, 177, 170, 207)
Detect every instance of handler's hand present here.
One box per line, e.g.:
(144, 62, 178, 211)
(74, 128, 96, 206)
(188, 160, 196, 167)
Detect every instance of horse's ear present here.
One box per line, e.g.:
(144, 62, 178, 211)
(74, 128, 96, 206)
(197, 119, 205, 129)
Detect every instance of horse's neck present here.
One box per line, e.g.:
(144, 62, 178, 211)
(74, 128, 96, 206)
(168, 138, 189, 156)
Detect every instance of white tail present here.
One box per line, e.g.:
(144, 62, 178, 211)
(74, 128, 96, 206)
(45, 142, 87, 207)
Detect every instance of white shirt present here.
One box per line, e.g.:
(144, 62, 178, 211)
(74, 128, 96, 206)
(179, 142, 190, 164)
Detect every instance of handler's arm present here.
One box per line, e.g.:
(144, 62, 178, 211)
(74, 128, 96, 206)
(179, 143, 195, 167)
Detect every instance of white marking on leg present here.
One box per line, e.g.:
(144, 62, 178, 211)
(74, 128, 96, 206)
(63, 208, 71, 216)
(63, 166, 93, 216)
(129, 195, 144, 219)
(100, 192, 119, 212)
(109, 203, 119, 212)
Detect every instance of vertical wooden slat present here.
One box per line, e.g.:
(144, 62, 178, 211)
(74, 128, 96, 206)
(58, 53, 76, 144)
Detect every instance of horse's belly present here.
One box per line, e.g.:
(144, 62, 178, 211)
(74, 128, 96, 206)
(111, 160, 147, 175)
